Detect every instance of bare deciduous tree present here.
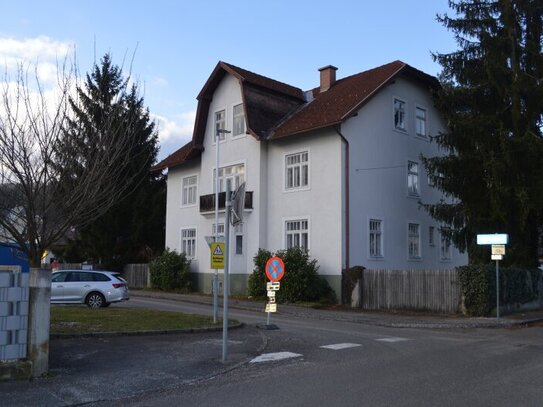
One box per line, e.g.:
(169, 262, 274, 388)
(0, 58, 144, 267)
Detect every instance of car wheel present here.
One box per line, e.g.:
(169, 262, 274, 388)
(86, 292, 106, 308)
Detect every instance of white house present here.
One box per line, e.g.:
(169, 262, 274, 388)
(154, 60, 468, 300)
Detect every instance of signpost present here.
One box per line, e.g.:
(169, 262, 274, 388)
(476, 233, 509, 319)
(264, 257, 285, 329)
(210, 242, 225, 269)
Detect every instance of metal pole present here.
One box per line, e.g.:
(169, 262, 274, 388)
(496, 260, 500, 319)
(222, 183, 231, 362)
(213, 129, 219, 324)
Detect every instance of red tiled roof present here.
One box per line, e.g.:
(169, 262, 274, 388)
(271, 61, 406, 139)
(154, 60, 438, 170)
(152, 140, 200, 171)
(221, 62, 304, 101)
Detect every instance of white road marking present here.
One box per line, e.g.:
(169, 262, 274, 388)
(250, 352, 303, 363)
(375, 337, 410, 343)
(320, 343, 362, 350)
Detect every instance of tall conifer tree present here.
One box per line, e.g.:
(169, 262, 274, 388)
(423, 0, 543, 266)
(58, 54, 164, 267)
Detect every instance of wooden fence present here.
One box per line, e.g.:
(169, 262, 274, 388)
(123, 264, 150, 289)
(360, 269, 461, 314)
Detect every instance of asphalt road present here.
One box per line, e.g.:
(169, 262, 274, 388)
(109, 297, 543, 407)
(3, 297, 542, 406)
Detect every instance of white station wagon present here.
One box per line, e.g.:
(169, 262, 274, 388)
(51, 270, 130, 308)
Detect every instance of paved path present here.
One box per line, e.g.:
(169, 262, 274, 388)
(131, 289, 543, 329)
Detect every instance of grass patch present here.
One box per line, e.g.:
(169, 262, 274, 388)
(51, 306, 236, 335)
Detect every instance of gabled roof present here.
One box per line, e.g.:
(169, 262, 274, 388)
(271, 61, 438, 139)
(154, 60, 438, 171)
(193, 61, 305, 145)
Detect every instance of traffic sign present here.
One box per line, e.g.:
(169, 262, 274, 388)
(492, 245, 505, 255)
(265, 257, 285, 282)
(477, 234, 509, 245)
(266, 282, 280, 291)
(210, 242, 225, 269)
(265, 303, 277, 313)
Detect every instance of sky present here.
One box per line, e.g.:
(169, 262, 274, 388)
(1, 0, 459, 161)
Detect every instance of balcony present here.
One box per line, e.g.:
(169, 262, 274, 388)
(199, 191, 253, 213)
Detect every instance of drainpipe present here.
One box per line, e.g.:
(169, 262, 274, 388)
(334, 125, 350, 304)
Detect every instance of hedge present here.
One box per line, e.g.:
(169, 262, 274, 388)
(458, 264, 540, 316)
(248, 247, 335, 304)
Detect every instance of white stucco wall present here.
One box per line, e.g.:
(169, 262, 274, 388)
(165, 74, 265, 281)
(343, 76, 468, 270)
(265, 130, 344, 277)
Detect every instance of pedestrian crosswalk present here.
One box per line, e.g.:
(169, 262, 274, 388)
(320, 343, 361, 350)
(251, 337, 410, 363)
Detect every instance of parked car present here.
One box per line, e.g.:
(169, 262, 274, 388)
(51, 270, 129, 308)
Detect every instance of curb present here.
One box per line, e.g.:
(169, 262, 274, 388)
(50, 322, 244, 339)
(131, 291, 543, 330)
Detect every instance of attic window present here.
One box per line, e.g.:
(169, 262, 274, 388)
(215, 110, 226, 141)
(233, 104, 245, 136)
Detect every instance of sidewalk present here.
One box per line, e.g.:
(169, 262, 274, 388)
(132, 289, 543, 329)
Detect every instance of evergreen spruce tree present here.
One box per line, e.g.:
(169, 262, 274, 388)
(423, 0, 543, 266)
(57, 54, 164, 268)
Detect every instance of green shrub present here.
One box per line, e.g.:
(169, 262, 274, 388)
(248, 247, 335, 304)
(247, 248, 272, 299)
(149, 248, 191, 291)
(458, 264, 541, 316)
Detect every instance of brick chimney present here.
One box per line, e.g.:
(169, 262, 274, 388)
(319, 65, 338, 92)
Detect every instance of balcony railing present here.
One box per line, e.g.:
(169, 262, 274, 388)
(199, 191, 253, 213)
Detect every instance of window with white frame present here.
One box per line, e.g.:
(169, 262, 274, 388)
(181, 175, 197, 206)
(415, 106, 427, 137)
(408, 223, 421, 259)
(407, 161, 419, 196)
(214, 163, 245, 192)
(369, 219, 383, 258)
(394, 98, 406, 131)
(285, 219, 309, 250)
(181, 228, 197, 259)
(233, 104, 245, 136)
(235, 224, 243, 255)
(429, 226, 435, 246)
(215, 109, 226, 141)
(440, 229, 452, 260)
(285, 151, 309, 190)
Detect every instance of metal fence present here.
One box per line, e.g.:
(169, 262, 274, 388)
(360, 269, 461, 314)
(122, 264, 150, 289)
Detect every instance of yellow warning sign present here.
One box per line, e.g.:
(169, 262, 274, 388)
(210, 242, 225, 269)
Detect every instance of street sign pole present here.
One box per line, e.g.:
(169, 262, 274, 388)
(478, 234, 507, 320)
(222, 183, 231, 362)
(496, 260, 500, 319)
(213, 129, 220, 324)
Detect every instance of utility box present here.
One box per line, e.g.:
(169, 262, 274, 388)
(0, 266, 29, 361)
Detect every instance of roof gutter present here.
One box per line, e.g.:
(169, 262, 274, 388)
(333, 125, 350, 305)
